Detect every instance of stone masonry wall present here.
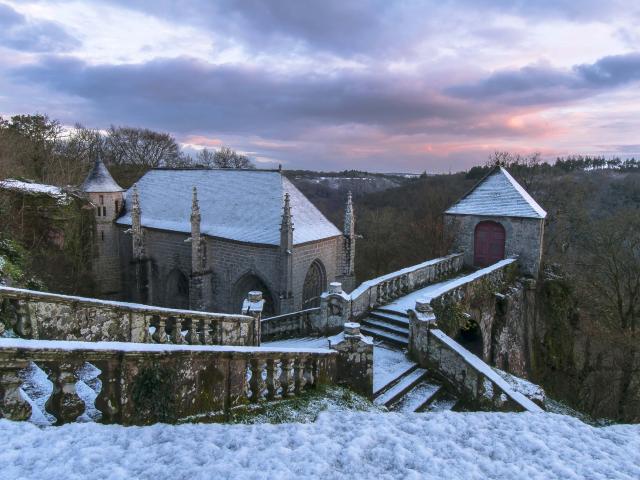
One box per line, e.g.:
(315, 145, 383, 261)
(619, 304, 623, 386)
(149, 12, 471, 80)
(444, 214, 544, 277)
(291, 236, 341, 310)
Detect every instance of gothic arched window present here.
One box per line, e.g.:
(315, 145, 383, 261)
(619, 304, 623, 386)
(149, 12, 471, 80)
(302, 260, 327, 308)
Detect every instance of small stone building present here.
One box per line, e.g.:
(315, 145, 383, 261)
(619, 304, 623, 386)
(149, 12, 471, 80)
(82, 163, 356, 316)
(443, 166, 546, 277)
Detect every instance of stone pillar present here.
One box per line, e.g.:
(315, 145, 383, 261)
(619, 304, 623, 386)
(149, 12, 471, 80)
(316, 282, 351, 335)
(0, 360, 32, 421)
(329, 322, 373, 399)
(43, 360, 85, 425)
(407, 298, 437, 366)
(188, 186, 213, 311)
(278, 193, 295, 314)
(130, 184, 150, 304)
(242, 290, 265, 346)
(340, 191, 356, 292)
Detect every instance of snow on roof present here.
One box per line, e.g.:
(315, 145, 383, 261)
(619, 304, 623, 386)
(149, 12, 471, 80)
(445, 166, 547, 219)
(81, 159, 123, 193)
(0, 179, 71, 205)
(116, 169, 342, 245)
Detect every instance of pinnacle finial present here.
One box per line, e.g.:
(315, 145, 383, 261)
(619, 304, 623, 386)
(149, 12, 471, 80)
(132, 184, 141, 212)
(281, 192, 293, 229)
(191, 186, 199, 210)
(344, 190, 354, 237)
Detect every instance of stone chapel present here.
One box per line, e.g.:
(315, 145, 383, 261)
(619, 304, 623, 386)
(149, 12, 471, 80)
(81, 161, 356, 316)
(444, 165, 547, 277)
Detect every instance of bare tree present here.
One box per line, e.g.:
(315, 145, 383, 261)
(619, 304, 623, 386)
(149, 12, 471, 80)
(203, 146, 255, 169)
(578, 210, 640, 332)
(105, 126, 184, 168)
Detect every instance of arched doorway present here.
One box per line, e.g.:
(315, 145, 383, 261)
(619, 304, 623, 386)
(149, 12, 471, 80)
(474, 221, 505, 267)
(166, 269, 190, 309)
(455, 318, 483, 357)
(232, 273, 275, 316)
(302, 260, 327, 308)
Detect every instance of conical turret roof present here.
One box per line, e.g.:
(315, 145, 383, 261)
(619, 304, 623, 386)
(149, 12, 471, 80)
(81, 159, 123, 193)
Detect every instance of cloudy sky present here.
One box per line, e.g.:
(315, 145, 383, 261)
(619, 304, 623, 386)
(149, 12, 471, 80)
(1, 1, 640, 172)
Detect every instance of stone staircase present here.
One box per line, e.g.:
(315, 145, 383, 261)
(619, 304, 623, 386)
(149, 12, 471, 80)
(361, 308, 410, 347)
(372, 361, 458, 413)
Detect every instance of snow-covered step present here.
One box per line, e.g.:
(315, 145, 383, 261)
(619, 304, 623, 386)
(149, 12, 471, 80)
(370, 310, 410, 327)
(362, 318, 409, 337)
(391, 382, 441, 413)
(374, 368, 427, 407)
(373, 363, 418, 398)
(361, 326, 409, 347)
(424, 394, 458, 412)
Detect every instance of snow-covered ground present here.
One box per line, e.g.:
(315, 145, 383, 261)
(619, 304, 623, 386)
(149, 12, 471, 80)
(1, 411, 638, 479)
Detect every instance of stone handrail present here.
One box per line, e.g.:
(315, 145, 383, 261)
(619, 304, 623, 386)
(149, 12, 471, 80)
(261, 308, 321, 342)
(425, 329, 542, 413)
(348, 253, 464, 319)
(0, 286, 258, 346)
(0, 338, 338, 425)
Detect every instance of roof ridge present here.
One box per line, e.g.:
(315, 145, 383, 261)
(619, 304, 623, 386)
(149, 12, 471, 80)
(445, 165, 546, 219)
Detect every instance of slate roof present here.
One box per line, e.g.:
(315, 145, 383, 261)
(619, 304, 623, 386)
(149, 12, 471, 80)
(116, 169, 342, 245)
(445, 166, 547, 219)
(82, 159, 123, 193)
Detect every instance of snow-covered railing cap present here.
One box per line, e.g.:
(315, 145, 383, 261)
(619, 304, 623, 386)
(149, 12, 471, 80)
(344, 322, 360, 336)
(329, 282, 343, 294)
(415, 298, 433, 313)
(243, 291, 265, 313)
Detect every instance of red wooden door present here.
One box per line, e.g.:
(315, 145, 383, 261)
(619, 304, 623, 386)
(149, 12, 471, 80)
(474, 221, 505, 267)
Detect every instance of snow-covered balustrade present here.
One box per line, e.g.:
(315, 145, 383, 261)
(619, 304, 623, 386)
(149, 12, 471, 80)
(261, 308, 321, 342)
(0, 338, 338, 425)
(0, 286, 258, 347)
(348, 253, 464, 319)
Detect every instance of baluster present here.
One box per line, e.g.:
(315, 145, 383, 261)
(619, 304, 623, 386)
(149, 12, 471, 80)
(293, 356, 306, 394)
(201, 318, 211, 345)
(152, 316, 168, 343)
(43, 360, 84, 425)
(279, 356, 294, 397)
(303, 357, 315, 387)
(186, 318, 200, 345)
(265, 358, 277, 400)
(172, 317, 185, 344)
(0, 360, 32, 420)
(13, 300, 32, 338)
(376, 284, 383, 305)
(94, 358, 121, 424)
(249, 358, 266, 402)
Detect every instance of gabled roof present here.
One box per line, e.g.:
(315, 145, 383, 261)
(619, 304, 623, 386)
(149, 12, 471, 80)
(445, 166, 547, 219)
(81, 159, 123, 193)
(116, 169, 342, 245)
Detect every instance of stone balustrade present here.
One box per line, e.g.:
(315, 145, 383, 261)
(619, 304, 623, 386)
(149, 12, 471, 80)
(261, 308, 321, 342)
(0, 286, 257, 346)
(260, 255, 464, 340)
(0, 338, 338, 425)
(345, 253, 464, 320)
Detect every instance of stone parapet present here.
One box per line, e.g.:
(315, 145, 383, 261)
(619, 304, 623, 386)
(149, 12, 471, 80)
(0, 286, 257, 346)
(0, 338, 338, 425)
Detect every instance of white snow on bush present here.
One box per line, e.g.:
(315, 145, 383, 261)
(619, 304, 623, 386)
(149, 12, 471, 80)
(1, 412, 638, 479)
(0, 179, 71, 204)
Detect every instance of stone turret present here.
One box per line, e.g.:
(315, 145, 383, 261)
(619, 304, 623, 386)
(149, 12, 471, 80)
(340, 191, 356, 291)
(278, 192, 294, 313)
(81, 158, 124, 299)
